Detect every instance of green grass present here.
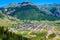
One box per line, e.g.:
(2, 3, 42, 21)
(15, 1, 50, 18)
(57, 38, 60, 40)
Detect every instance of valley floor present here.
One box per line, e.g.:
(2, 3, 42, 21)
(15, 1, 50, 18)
(0, 20, 60, 40)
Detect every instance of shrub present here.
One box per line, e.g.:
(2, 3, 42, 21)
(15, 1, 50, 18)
(48, 33, 56, 39)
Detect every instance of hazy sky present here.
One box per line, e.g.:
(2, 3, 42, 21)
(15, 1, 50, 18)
(0, 0, 60, 7)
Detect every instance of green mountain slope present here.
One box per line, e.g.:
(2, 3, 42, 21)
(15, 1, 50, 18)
(0, 2, 60, 21)
(0, 13, 20, 27)
(11, 4, 59, 21)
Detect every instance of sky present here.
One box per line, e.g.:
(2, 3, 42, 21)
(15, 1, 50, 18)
(0, 0, 60, 7)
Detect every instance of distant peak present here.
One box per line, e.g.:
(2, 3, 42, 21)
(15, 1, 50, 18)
(21, 2, 33, 4)
(20, 2, 33, 6)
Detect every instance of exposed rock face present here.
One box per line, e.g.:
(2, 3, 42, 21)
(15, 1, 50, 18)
(21, 2, 33, 6)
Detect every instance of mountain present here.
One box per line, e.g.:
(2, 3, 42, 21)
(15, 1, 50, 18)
(0, 2, 60, 21)
(40, 4, 60, 17)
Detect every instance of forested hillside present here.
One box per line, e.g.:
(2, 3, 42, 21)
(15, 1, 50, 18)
(0, 2, 60, 21)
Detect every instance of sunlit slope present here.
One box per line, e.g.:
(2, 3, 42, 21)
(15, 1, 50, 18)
(0, 13, 20, 27)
